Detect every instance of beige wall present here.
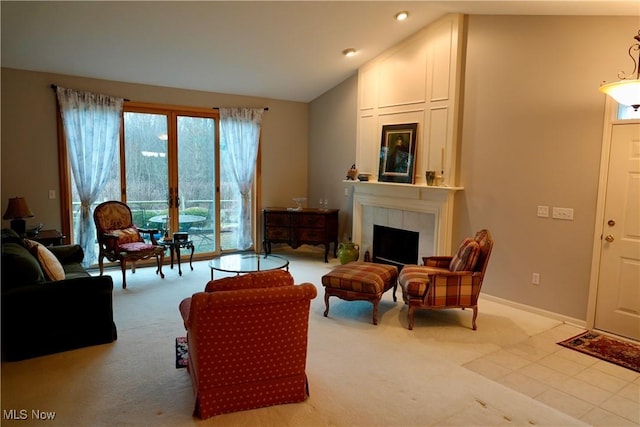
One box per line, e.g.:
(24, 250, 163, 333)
(308, 74, 358, 242)
(2, 14, 638, 321)
(309, 15, 639, 321)
(1, 68, 308, 239)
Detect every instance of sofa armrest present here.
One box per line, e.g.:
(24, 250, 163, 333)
(49, 244, 85, 264)
(1, 274, 116, 361)
(2, 274, 114, 299)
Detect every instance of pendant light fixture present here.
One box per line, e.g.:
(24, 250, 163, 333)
(599, 30, 640, 111)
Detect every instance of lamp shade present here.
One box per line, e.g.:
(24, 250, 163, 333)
(3, 197, 34, 220)
(599, 79, 640, 110)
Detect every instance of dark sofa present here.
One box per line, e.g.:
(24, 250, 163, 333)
(1, 228, 117, 361)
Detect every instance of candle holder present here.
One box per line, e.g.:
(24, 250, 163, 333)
(425, 171, 436, 186)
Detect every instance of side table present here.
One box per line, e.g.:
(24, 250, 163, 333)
(27, 229, 65, 246)
(159, 239, 195, 276)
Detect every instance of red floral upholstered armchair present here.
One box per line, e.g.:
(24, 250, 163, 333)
(93, 201, 165, 289)
(398, 229, 494, 330)
(178, 270, 317, 419)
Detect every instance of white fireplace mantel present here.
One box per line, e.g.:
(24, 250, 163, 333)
(347, 181, 462, 257)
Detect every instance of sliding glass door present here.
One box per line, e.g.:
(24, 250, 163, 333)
(66, 102, 254, 266)
(122, 107, 220, 256)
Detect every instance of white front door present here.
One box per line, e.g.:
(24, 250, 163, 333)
(594, 123, 640, 340)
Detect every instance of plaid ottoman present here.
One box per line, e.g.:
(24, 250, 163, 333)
(321, 261, 398, 325)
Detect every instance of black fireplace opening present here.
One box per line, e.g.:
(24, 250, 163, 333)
(372, 225, 419, 270)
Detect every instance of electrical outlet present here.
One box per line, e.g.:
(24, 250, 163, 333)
(552, 207, 574, 220)
(532, 273, 540, 285)
(537, 205, 549, 218)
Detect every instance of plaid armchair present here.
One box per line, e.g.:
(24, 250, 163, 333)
(178, 270, 317, 419)
(93, 200, 165, 289)
(398, 229, 494, 330)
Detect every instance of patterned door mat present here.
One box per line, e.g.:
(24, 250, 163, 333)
(558, 331, 640, 373)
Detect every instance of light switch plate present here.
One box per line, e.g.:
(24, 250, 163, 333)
(537, 205, 549, 218)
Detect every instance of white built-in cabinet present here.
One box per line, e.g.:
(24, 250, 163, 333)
(356, 14, 465, 187)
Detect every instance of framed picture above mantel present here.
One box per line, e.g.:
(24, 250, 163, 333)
(378, 123, 417, 184)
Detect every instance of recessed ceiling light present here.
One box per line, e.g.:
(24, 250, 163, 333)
(342, 48, 356, 57)
(395, 11, 409, 21)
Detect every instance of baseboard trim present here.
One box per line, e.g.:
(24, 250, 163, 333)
(480, 293, 586, 329)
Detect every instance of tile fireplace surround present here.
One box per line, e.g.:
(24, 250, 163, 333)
(350, 181, 462, 261)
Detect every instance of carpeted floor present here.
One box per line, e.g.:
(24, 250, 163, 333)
(1, 247, 638, 426)
(558, 331, 640, 373)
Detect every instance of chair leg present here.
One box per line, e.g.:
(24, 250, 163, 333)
(407, 306, 415, 330)
(98, 256, 104, 276)
(120, 261, 127, 289)
(323, 291, 330, 317)
(471, 306, 478, 330)
(157, 252, 165, 279)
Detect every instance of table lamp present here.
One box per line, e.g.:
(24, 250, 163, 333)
(3, 197, 34, 235)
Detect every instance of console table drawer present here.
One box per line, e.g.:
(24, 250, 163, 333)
(297, 229, 325, 241)
(265, 213, 290, 227)
(300, 214, 325, 228)
(266, 227, 290, 240)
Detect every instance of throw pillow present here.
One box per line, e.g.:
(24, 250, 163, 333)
(449, 238, 480, 272)
(1, 242, 46, 288)
(24, 239, 66, 281)
(110, 226, 141, 245)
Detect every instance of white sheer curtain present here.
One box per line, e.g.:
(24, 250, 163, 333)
(56, 87, 124, 265)
(219, 108, 264, 250)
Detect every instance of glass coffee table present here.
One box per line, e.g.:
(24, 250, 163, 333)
(208, 253, 289, 280)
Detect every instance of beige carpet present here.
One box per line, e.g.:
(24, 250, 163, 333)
(1, 247, 587, 426)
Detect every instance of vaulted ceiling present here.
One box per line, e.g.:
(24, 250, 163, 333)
(2, 1, 638, 102)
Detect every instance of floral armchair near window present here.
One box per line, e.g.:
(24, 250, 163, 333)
(93, 200, 165, 289)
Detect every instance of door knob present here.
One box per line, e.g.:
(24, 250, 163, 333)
(607, 219, 616, 226)
(605, 234, 615, 242)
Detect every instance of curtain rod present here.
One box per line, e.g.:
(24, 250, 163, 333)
(214, 106, 269, 111)
(50, 85, 268, 111)
(50, 84, 131, 101)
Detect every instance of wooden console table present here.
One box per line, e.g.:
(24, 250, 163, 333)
(262, 208, 338, 262)
(27, 229, 64, 246)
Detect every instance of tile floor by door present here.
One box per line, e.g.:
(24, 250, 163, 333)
(464, 323, 640, 426)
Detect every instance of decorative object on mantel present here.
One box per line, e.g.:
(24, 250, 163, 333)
(346, 164, 358, 180)
(357, 173, 371, 181)
(3, 197, 35, 236)
(599, 29, 640, 111)
(337, 240, 360, 264)
(425, 171, 436, 186)
(378, 123, 418, 184)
